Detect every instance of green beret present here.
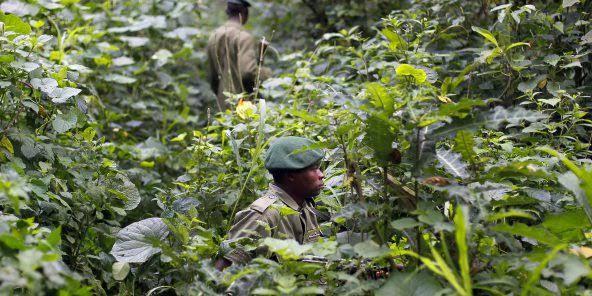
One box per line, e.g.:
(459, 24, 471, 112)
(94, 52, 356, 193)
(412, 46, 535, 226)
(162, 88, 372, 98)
(265, 136, 324, 170)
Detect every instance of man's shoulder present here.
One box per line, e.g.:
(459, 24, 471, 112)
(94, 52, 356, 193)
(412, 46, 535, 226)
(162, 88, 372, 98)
(212, 22, 248, 37)
(249, 193, 280, 214)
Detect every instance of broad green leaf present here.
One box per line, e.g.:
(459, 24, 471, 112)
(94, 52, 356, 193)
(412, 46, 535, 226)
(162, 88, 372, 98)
(261, 238, 311, 260)
(252, 288, 278, 295)
(46, 226, 61, 247)
(296, 286, 324, 295)
(272, 204, 299, 217)
(396, 64, 427, 84)
(542, 208, 591, 242)
(110, 217, 169, 263)
(381, 28, 407, 51)
(353, 240, 390, 258)
(103, 74, 137, 84)
(171, 198, 200, 214)
(110, 173, 141, 211)
(363, 114, 396, 164)
(377, 271, 443, 296)
(453, 130, 475, 163)
(436, 148, 470, 179)
(0, 233, 26, 250)
(289, 109, 329, 125)
(539, 147, 592, 223)
(471, 26, 499, 47)
(30, 78, 58, 94)
(112, 56, 135, 66)
(152, 49, 172, 67)
(49, 87, 82, 104)
(52, 111, 77, 134)
(484, 106, 547, 129)
(544, 54, 561, 66)
(0, 54, 15, 63)
(491, 223, 562, 246)
(366, 82, 393, 115)
(0, 136, 14, 155)
(0, 13, 31, 35)
(438, 98, 485, 119)
(112, 262, 130, 281)
(391, 218, 420, 230)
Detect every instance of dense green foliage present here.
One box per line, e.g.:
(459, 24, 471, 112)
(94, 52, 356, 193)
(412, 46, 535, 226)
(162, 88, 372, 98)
(1, 0, 592, 295)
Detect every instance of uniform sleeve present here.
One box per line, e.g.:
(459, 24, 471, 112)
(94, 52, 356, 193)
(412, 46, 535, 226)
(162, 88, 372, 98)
(223, 208, 273, 264)
(206, 37, 219, 94)
(237, 33, 270, 93)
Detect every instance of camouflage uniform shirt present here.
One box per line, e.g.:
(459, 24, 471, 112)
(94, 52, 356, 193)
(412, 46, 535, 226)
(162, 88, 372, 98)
(206, 20, 271, 111)
(223, 184, 322, 264)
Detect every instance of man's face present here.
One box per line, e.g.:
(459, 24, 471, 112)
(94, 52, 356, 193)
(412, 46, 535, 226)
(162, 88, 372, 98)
(288, 164, 324, 199)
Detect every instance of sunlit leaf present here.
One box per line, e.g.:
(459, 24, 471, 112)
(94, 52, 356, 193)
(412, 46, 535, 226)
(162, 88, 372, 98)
(110, 218, 169, 263)
(471, 26, 498, 47)
(436, 148, 470, 179)
(112, 262, 130, 281)
(396, 64, 427, 84)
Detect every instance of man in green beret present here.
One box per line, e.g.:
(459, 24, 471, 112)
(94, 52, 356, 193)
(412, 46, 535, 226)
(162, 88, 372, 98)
(207, 0, 271, 112)
(215, 136, 325, 270)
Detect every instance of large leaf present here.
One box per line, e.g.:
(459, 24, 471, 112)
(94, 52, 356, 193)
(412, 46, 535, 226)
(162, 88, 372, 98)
(540, 147, 592, 223)
(110, 218, 169, 263)
(376, 271, 443, 296)
(491, 223, 562, 246)
(0, 12, 31, 35)
(171, 198, 200, 214)
(49, 87, 82, 104)
(396, 64, 427, 84)
(261, 238, 311, 260)
(484, 106, 547, 129)
(366, 82, 393, 115)
(110, 174, 141, 211)
(353, 240, 390, 259)
(381, 28, 408, 51)
(472, 26, 498, 47)
(453, 130, 475, 163)
(363, 114, 396, 164)
(112, 262, 130, 281)
(52, 111, 77, 134)
(406, 125, 439, 177)
(30, 78, 58, 94)
(542, 208, 591, 242)
(431, 106, 547, 139)
(436, 148, 470, 179)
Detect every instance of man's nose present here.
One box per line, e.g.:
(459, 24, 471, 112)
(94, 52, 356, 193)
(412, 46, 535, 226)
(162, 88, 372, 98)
(317, 169, 324, 179)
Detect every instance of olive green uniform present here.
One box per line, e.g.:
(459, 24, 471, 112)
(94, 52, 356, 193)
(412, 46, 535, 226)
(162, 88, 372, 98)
(206, 20, 271, 111)
(223, 184, 323, 264)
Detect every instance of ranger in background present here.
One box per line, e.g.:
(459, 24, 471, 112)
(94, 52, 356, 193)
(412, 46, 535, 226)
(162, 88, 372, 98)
(215, 136, 325, 270)
(206, 0, 271, 112)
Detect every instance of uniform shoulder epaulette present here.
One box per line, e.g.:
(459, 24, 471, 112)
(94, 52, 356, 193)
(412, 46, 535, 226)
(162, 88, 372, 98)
(250, 194, 277, 213)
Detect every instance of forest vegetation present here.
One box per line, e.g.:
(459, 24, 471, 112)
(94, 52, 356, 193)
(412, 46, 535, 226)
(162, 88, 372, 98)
(0, 0, 591, 295)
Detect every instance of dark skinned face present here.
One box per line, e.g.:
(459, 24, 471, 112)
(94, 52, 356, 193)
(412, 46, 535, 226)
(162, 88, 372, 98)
(285, 164, 324, 200)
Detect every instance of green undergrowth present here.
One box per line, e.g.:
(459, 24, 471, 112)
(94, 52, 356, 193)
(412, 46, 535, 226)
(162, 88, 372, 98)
(1, 0, 592, 295)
